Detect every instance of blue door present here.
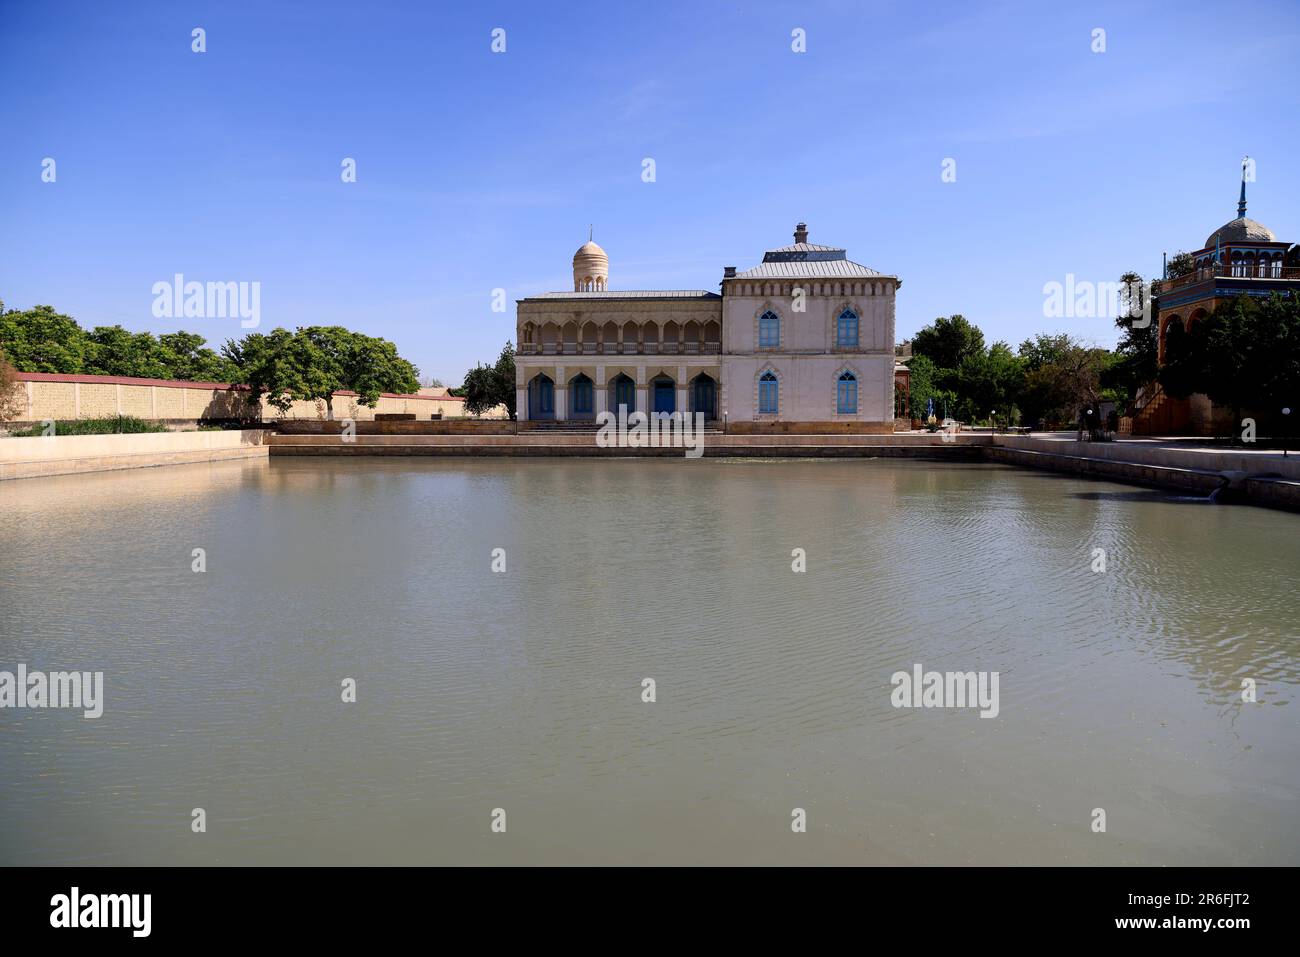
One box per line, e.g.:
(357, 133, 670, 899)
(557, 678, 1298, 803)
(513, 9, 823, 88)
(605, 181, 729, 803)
(692, 376, 716, 418)
(653, 380, 675, 414)
(612, 375, 635, 413)
(529, 375, 554, 419)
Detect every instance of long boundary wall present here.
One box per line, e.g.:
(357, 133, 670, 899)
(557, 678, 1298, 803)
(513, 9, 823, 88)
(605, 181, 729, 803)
(4, 372, 499, 425)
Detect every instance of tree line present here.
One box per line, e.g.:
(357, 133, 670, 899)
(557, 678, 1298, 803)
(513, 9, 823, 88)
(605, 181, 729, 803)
(0, 300, 420, 418)
(902, 273, 1298, 433)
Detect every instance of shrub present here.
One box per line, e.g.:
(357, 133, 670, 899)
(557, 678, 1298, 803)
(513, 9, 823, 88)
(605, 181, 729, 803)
(4, 415, 169, 437)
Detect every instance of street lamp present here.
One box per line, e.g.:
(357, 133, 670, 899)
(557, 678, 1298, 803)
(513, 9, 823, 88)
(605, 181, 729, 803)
(990, 410, 996, 435)
(1284, 407, 1292, 458)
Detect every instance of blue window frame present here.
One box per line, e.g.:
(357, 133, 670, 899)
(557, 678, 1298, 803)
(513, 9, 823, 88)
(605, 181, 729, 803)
(530, 375, 554, 419)
(692, 375, 716, 418)
(652, 379, 675, 414)
(837, 309, 859, 348)
(759, 310, 780, 348)
(612, 374, 635, 413)
(759, 371, 778, 414)
(571, 375, 593, 414)
(837, 371, 858, 414)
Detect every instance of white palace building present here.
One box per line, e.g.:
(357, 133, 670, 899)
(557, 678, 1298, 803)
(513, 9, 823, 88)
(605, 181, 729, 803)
(516, 224, 900, 432)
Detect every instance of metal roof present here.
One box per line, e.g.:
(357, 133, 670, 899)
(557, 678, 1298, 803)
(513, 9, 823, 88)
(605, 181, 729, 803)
(732, 259, 889, 279)
(521, 290, 720, 301)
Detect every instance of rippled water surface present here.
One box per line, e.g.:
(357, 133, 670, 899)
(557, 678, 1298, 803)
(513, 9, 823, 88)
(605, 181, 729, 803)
(1, 457, 1297, 864)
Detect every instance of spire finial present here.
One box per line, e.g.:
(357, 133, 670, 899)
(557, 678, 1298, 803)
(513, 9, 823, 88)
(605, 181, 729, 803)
(1238, 156, 1249, 218)
(589, 224, 593, 242)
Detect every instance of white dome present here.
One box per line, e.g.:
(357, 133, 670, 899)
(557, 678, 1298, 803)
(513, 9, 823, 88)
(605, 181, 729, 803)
(573, 239, 608, 291)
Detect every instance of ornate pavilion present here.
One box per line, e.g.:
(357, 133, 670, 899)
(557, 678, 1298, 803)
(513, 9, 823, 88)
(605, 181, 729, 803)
(515, 224, 900, 432)
(1130, 168, 1298, 435)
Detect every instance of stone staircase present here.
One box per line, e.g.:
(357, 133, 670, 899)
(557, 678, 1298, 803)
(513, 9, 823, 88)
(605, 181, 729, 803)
(521, 419, 724, 433)
(1127, 383, 1190, 435)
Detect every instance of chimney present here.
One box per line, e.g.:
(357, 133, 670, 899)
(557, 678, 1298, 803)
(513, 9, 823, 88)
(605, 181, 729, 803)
(793, 222, 808, 244)
(723, 265, 736, 278)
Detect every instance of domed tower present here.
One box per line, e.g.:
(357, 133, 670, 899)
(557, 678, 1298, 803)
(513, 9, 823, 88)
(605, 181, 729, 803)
(572, 229, 608, 291)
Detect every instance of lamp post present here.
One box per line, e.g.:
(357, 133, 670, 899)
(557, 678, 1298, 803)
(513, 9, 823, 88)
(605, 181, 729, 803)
(1284, 407, 1292, 458)
(990, 410, 996, 435)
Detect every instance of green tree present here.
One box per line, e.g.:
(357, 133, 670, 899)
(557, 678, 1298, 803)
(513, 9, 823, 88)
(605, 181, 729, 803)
(1160, 292, 1300, 435)
(1106, 270, 1159, 412)
(84, 325, 171, 378)
(911, 315, 986, 372)
(0, 348, 25, 421)
(158, 331, 239, 382)
(955, 341, 1024, 424)
(1018, 334, 1107, 428)
(462, 341, 516, 419)
(0, 302, 92, 373)
(229, 326, 419, 418)
(1166, 251, 1196, 280)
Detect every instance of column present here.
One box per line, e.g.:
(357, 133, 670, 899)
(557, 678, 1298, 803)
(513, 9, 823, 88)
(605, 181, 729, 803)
(554, 366, 565, 421)
(635, 365, 647, 416)
(676, 365, 687, 415)
(595, 365, 607, 416)
(516, 388, 526, 420)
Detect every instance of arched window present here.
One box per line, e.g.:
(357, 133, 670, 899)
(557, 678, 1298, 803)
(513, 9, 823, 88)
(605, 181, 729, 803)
(651, 374, 676, 414)
(837, 309, 859, 348)
(837, 371, 858, 414)
(691, 374, 717, 419)
(570, 374, 594, 417)
(759, 310, 780, 348)
(528, 374, 554, 420)
(759, 371, 779, 414)
(610, 373, 635, 414)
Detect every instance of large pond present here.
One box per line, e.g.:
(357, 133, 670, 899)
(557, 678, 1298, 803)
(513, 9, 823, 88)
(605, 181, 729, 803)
(1, 457, 1297, 865)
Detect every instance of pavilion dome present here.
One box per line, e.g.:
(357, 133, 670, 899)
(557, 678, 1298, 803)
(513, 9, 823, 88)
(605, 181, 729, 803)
(1205, 217, 1276, 248)
(572, 239, 609, 291)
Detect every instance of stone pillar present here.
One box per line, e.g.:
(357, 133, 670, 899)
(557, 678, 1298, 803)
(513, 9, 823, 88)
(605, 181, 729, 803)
(516, 388, 526, 419)
(635, 364, 646, 416)
(555, 387, 567, 421)
(595, 365, 607, 416)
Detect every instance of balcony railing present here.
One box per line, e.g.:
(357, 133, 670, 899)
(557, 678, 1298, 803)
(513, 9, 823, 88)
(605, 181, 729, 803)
(1157, 264, 1300, 293)
(519, 342, 722, 357)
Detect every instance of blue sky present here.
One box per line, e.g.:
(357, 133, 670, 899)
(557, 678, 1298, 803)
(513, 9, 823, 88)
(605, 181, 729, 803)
(2, 0, 1298, 384)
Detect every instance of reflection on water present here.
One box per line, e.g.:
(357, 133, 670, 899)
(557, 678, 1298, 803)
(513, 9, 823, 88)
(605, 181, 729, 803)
(1, 457, 1297, 865)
